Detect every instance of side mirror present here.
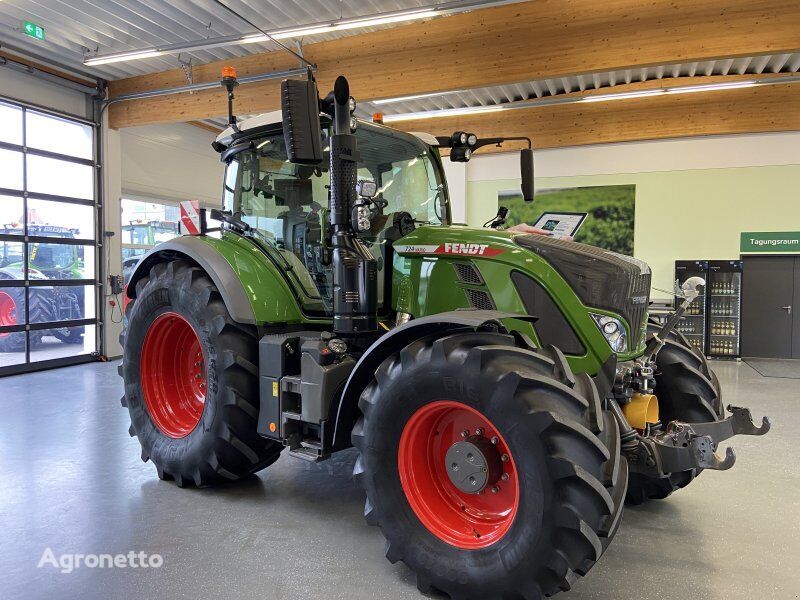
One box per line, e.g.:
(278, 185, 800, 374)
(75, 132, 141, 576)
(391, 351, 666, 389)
(520, 148, 534, 202)
(281, 77, 323, 164)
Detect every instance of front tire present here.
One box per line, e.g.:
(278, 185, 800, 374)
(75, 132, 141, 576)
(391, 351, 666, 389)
(119, 260, 282, 487)
(626, 326, 723, 505)
(353, 331, 626, 600)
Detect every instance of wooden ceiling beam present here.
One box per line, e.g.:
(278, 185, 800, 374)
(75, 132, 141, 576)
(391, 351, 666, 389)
(108, 0, 800, 128)
(391, 82, 800, 150)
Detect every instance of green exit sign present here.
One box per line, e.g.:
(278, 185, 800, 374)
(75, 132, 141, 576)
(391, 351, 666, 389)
(22, 21, 45, 41)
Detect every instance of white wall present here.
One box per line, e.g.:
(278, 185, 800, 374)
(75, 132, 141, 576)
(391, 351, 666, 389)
(445, 131, 800, 225)
(464, 132, 800, 182)
(119, 123, 224, 206)
(454, 132, 800, 298)
(97, 123, 225, 357)
(103, 124, 123, 357)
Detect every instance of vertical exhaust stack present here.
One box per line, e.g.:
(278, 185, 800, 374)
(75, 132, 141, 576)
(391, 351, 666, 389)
(329, 76, 378, 337)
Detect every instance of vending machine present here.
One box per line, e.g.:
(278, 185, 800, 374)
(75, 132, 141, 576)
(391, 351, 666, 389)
(706, 260, 743, 359)
(674, 260, 708, 355)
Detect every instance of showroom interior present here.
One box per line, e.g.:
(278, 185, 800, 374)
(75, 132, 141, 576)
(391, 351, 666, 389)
(0, 1, 798, 599)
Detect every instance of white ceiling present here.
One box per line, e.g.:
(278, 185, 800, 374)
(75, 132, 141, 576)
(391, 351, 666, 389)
(0, 0, 463, 80)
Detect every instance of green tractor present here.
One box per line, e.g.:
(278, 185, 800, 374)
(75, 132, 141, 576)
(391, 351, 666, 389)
(0, 225, 86, 351)
(121, 219, 179, 260)
(120, 72, 769, 599)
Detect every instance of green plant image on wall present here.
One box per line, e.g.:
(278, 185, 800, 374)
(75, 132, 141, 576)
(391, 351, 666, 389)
(498, 185, 636, 255)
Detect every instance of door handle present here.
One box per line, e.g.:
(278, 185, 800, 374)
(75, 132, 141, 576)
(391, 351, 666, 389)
(781, 305, 792, 315)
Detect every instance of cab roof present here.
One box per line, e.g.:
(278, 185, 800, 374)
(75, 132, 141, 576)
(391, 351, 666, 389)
(214, 111, 438, 148)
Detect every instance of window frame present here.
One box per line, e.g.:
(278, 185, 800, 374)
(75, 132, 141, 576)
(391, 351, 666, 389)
(0, 95, 101, 376)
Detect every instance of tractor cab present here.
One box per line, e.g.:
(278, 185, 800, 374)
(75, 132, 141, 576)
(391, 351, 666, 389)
(0, 224, 82, 279)
(216, 114, 449, 316)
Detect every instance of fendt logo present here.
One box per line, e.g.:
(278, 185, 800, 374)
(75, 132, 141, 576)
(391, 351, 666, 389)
(443, 243, 489, 255)
(394, 243, 505, 257)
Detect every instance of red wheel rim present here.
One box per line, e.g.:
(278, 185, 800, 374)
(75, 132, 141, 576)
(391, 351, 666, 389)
(0, 291, 17, 338)
(140, 312, 206, 438)
(398, 401, 519, 549)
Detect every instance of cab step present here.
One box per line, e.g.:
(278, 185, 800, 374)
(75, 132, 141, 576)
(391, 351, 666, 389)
(288, 445, 325, 462)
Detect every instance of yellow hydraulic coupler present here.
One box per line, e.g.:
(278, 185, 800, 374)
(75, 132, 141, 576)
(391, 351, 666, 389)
(622, 393, 660, 431)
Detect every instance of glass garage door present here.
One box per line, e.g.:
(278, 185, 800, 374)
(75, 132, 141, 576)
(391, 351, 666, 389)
(0, 99, 99, 375)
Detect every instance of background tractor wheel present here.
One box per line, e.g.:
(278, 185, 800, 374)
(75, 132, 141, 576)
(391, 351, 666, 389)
(626, 324, 723, 505)
(0, 287, 55, 352)
(119, 260, 282, 487)
(353, 331, 626, 600)
(53, 326, 84, 344)
(0, 287, 26, 352)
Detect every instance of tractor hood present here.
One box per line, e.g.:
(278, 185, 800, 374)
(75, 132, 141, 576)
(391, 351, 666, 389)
(513, 234, 652, 348)
(392, 225, 651, 361)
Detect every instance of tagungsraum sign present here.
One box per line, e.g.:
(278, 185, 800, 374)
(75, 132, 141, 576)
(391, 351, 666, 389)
(740, 232, 800, 253)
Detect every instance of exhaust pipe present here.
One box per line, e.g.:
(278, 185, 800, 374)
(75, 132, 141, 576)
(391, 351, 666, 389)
(329, 76, 378, 337)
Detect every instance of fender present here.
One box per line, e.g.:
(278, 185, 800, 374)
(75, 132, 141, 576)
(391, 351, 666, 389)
(126, 235, 305, 325)
(330, 310, 537, 450)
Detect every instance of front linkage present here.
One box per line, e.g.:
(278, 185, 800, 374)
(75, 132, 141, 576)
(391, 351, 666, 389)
(625, 405, 770, 477)
(610, 275, 770, 479)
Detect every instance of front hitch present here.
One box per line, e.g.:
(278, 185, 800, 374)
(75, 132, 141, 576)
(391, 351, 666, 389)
(626, 405, 770, 476)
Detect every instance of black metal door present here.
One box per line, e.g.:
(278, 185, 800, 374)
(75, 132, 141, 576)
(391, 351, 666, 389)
(741, 256, 794, 358)
(794, 257, 800, 359)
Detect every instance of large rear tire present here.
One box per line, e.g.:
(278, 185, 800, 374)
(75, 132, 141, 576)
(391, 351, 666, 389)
(626, 324, 722, 505)
(353, 331, 626, 600)
(119, 260, 282, 487)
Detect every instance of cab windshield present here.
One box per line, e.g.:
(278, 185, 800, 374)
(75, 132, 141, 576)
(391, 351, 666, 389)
(222, 122, 449, 314)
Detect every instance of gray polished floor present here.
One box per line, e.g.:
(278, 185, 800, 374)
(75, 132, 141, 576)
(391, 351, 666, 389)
(0, 360, 797, 600)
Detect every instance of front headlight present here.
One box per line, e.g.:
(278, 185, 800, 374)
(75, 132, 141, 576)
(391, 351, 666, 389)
(591, 313, 627, 352)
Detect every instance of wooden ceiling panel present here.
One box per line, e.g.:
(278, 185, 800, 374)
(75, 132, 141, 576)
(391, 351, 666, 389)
(392, 84, 800, 150)
(108, 0, 800, 128)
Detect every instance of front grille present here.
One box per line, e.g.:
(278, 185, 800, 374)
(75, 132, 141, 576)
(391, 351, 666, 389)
(464, 288, 495, 310)
(515, 234, 651, 348)
(453, 262, 483, 285)
(626, 271, 651, 348)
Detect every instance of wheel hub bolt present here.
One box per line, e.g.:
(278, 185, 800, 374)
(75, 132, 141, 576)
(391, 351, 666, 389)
(461, 430, 469, 438)
(475, 428, 484, 436)
(491, 486, 499, 494)
(501, 473, 509, 481)
(501, 454, 509, 462)
(490, 436, 499, 445)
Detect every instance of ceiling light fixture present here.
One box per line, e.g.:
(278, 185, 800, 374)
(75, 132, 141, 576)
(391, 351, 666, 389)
(85, 49, 164, 66)
(83, 0, 522, 67)
(664, 80, 758, 94)
(383, 105, 507, 122)
(580, 89, 666, 103)
(372, 89, 468, 105)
